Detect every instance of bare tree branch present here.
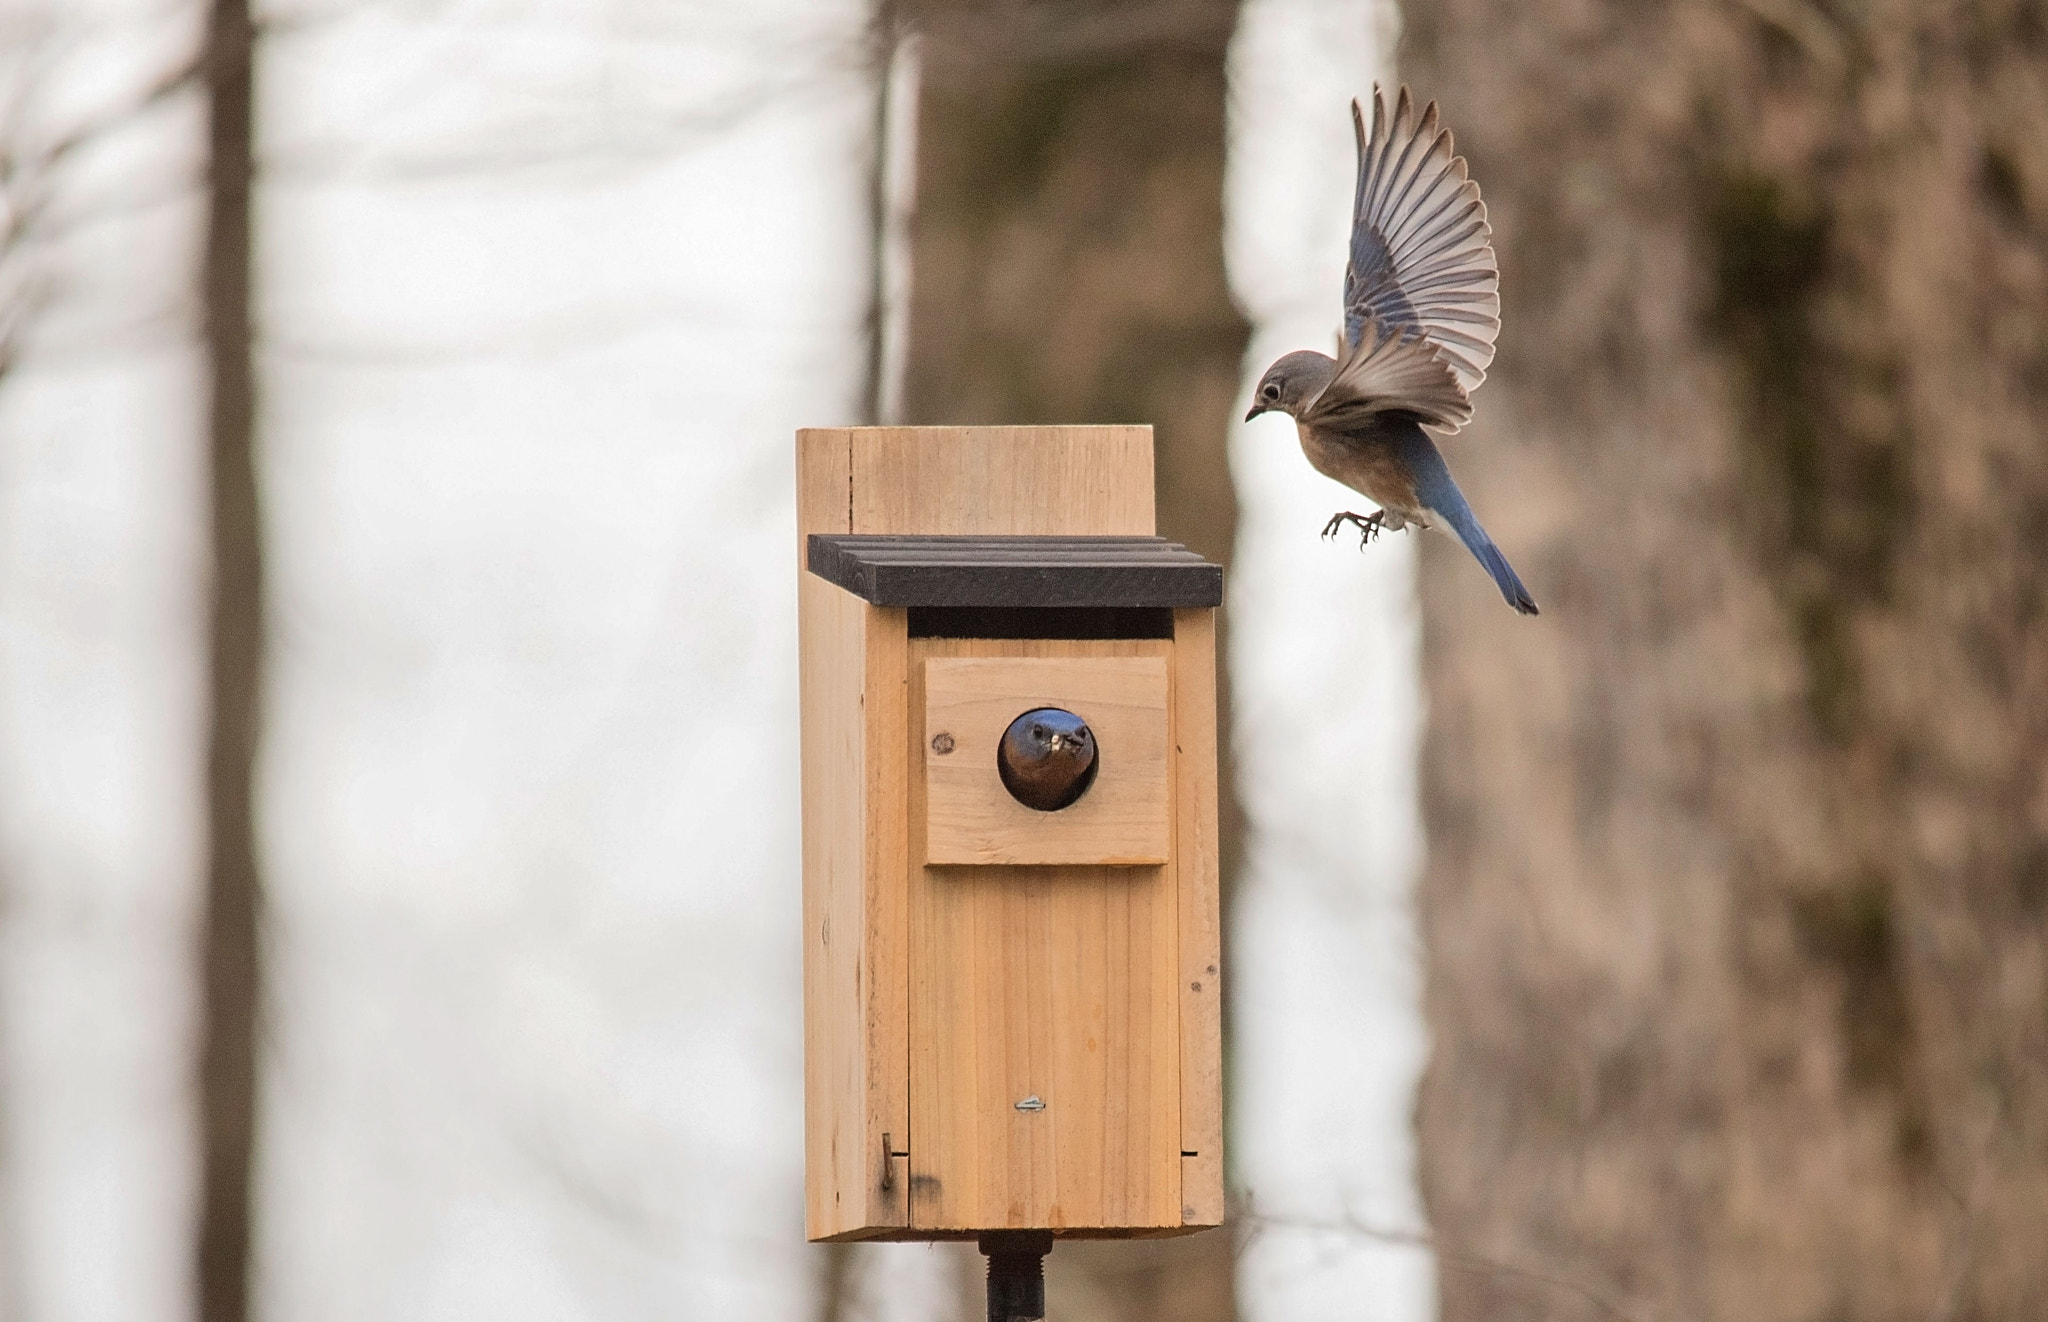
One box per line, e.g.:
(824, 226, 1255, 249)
(0, 6, 199, 389)
(1241, 1207, 1669, 1322)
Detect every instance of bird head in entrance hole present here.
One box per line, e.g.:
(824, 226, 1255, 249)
(997, 708, 1098, 812)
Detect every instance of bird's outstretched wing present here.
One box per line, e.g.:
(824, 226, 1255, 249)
(1302, 313, 1472, 433)
(1343, 85, 1499, 411)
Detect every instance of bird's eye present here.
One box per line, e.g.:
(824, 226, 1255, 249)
(1261, 382, 1280, 401)
(1031, 724, 1048, 740)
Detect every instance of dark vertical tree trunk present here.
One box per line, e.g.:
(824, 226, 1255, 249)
(857, 0, 902, 433)
(898, 3, 1249, 1317)
(197, 1, 261, 1320)
(1402, 1, 2048, 1318)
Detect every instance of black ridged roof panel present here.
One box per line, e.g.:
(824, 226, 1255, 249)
(806, 535, 1223, 609)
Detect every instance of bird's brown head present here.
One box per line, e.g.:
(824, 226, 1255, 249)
(1244, 349, 1337, 421)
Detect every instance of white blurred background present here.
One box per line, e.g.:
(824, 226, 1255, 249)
(0, 1, 1431, 1318)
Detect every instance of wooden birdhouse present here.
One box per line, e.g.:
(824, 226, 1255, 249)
(796, 425, 1224, 1244)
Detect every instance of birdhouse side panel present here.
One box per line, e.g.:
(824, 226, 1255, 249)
(798, 430, 914, 1242)
(798, 578, 914, 1239)
(1171, 607, 1225, 1227)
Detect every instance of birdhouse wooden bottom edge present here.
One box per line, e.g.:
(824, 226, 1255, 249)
(808, 1222, 1223, 1245)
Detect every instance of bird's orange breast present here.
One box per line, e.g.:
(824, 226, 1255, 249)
(1296, 423, 1423, 515)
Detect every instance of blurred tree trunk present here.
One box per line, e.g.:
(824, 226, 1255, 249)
(898, 2, 1249, 1318)
(1401, 2, 2048, 1318)
(197, 1, 262, 1320)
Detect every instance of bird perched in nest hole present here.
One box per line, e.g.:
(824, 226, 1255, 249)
(1244, 86, 1538, 616)
(998, 708, 1098, 812)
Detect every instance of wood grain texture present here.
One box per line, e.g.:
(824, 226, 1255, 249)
(818, 426, 1156, 537)
(1170, 608, 1224, 1225)
(924, 655, 1170, 866)
(894, 24, 1246, 1302)
(799, 432, 909, 1240)
(909, 636, 1183, 1233)
(798, 425, 1221, 1239)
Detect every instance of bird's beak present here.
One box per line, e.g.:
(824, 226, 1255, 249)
(1244, 403, 1266, 422)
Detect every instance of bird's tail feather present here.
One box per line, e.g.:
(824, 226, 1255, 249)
(1434, 495, 1539, 615)
(1397, 422, 1540, 615)
(1465, 530, 1539, 616)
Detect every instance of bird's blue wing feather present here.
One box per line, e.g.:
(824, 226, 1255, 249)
(1342, 88, 1501, 413)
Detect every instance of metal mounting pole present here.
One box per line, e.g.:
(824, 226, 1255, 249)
(978, 1231, 1053, 1322)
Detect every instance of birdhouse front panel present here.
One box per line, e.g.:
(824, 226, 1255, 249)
(923, 653, 1171, 867)
(796, 427, 1223, 1243)
(908, 635, 1183, 1232)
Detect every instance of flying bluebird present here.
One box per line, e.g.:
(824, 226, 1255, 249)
(1244, 86, 1537, 616)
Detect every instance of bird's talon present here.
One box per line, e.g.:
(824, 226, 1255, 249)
(1321, 510, 1384, 549)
